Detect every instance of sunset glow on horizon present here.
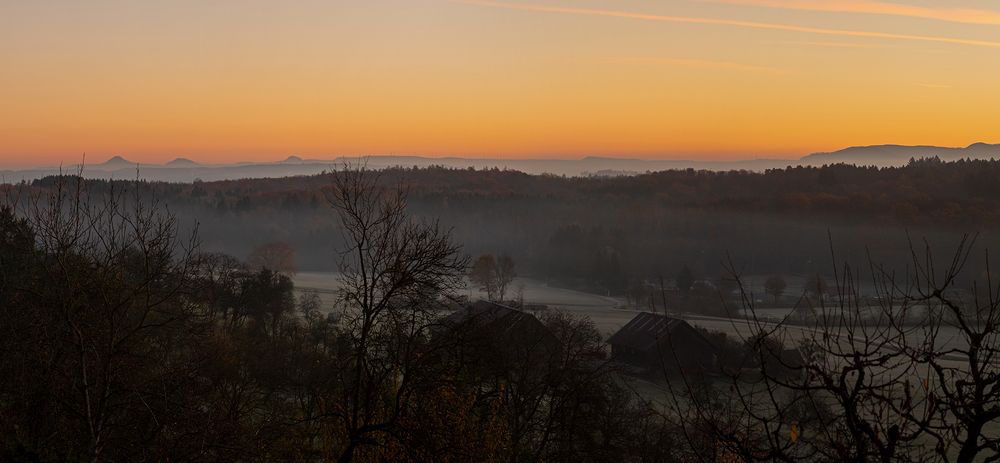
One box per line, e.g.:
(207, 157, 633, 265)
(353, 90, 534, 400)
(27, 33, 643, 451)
(2, 0, 999, 167)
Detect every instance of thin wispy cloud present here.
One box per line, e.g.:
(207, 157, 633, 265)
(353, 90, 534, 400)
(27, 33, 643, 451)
(704, 0, 1000, 26)
(451, 0, 1000, 48)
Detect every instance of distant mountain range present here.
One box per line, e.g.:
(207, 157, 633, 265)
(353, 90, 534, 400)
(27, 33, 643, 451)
(801, 142, 1000, 166)
(2, 143, 998, 183)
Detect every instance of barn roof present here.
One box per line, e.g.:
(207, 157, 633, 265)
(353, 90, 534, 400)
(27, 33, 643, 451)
(607, 312, 704, 352)
(443, 300, 540, 337)
(442, 300, 560, 361)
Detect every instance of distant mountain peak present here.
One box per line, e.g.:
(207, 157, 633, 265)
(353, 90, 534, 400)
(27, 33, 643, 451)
(283, 155, 304, 163)
(166, 157, 199, 167)
(802, 142, 1000, 166)
(967, 142, 997, 149)
(101, 155, 134, 166)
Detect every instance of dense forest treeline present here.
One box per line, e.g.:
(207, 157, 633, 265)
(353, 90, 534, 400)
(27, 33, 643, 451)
(5, 170, 1000, 461)
(7, 157, 999, 295)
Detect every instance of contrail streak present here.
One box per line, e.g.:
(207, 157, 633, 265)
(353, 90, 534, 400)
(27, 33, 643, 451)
(451, 0, 1000, 48)
(704, 0, 1000, 27)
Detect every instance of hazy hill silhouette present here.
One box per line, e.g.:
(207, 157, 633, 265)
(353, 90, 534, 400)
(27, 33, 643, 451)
(166, 157, 200, 167)
(4, 142, 1000, 183)
(802, 142, 1000, 166)
(99, 155, 137, 168)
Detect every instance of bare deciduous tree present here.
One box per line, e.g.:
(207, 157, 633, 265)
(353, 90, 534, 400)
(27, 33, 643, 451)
(0, 175, 221, 461)
(666, 236, 1000, 463)
(470, 253, 499, 301)
(324, 166, 468, 463)
(469, 253, 516, 302)
(765, 275, 787, 304)
(495, 254, 516, 302)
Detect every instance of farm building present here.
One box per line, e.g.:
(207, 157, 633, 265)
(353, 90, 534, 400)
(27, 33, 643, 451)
(440, 300, 558, 374)
(607, 312, 717, 374)
(442, 301, 548, 337)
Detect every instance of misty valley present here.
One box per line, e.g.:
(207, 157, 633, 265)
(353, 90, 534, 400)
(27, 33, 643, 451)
(3, 160, 1000, 462)
(8, 0, 1000, 459)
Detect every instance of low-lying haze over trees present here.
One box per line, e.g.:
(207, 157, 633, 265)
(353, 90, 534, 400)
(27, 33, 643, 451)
(4, 162, 1000, 461)
(4, 142, 1000, 182)
(10, 157, 997, 298)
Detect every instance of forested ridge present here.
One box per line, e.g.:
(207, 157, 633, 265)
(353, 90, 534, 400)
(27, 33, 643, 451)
(9, 157, 1000, 295)
(21, 156, 1000, 223)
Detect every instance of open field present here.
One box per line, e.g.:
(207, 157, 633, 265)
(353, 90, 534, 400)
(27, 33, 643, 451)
(294, 272, 634, 336)
(293, 272, 974, 356)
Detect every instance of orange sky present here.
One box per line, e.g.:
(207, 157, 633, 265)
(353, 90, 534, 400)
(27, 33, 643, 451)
(1, 0, 999, 167)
